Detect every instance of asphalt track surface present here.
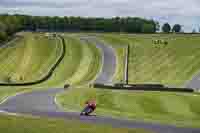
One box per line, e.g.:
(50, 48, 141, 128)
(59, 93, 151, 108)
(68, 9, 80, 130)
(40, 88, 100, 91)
(0, 36, 200, 133)
(79, 36, 116, 84)
(184, 72, 200, 90)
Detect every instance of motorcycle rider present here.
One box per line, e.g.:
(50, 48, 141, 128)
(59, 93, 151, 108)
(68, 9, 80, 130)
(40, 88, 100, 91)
(81, 99, 96, 115)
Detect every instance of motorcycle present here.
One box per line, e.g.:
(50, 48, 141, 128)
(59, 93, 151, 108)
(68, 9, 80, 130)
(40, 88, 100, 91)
(80, 106, 93, 116)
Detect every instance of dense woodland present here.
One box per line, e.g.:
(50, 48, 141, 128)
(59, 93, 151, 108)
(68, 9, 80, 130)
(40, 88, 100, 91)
(0, 14, 159, 42)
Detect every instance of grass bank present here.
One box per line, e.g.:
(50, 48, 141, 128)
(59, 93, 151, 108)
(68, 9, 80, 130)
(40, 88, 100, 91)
(39, 35, 102, 87)
(0, 33, 61, 83)
(57, 86, 200, 128)
(99, 34, 200, 87)
(0, 114, 150, 133)
(128, 34, 200, 87)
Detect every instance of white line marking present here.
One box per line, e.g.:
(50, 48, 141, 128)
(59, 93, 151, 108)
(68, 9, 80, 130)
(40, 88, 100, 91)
(0, 110, 20, 116)
(0, 91, 27, 105)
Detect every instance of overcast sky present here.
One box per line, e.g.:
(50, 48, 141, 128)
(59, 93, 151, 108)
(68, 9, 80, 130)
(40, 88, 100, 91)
(0, 0, 200, 32)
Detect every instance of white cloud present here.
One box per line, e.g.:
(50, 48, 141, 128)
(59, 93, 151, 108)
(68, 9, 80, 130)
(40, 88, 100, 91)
(0, 0, 200, 32)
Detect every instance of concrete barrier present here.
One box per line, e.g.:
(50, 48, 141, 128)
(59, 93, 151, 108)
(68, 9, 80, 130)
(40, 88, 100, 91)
(93, 83, 194, 93)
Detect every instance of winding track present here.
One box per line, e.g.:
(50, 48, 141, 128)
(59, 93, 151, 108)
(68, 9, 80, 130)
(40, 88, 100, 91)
(184, 72, 200, 90)
(79, 36, 116, 84)
(0, 36, 200, 133)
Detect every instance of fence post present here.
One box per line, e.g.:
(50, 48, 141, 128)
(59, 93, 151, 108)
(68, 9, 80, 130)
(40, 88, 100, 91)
(124, 44, 129, 85)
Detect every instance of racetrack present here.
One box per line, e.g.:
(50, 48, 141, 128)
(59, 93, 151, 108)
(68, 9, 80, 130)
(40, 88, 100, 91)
(79, 36, 116, 84)
(0, 36, 200, 133)
(184, 72, 200, 90)
(0, 88, 200, 133)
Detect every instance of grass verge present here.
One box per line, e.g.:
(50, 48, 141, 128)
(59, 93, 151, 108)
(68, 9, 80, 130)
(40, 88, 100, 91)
(96, 33, 200, 87)
(0, 114, 151, 133)
(36, 36, 83, 87)
(57, 86, 200, 128)
(38, 35, 102, 87)
(67, 36, 102, 85)
(0, 33, 61, 83)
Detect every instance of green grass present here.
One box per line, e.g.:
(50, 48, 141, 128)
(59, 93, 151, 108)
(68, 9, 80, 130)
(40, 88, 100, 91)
(0, 114, 150, 133)
(99, 34, 200, 87)
(67, 36, 102, 85)
(0, 32, 66, 110)
(57, 33, 200, 128)
(0, 33, 62, 83)
(0, 32, 125, 133)
(38, 35, 102, 87)
(57, 87, 200, 128)
(0, 33, 64, 110)
(37, 36, 83, 87)
(0, 32, 102, 95)
(0, 33, 101, 87)
(2, 32, 200, 131)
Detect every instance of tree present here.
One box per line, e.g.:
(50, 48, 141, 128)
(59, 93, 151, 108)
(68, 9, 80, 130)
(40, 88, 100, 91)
(172, 24, 181, 33)
(0, 21, 7, 41)
(192, 28, 196, 33)
(0, 22, 6, 32)
(162, 23, 171, 33)
(155, 21, 160, 32)
(0, 14, 159, 39)
(142, 23, 154, 33)
(0, 31, 7, 41)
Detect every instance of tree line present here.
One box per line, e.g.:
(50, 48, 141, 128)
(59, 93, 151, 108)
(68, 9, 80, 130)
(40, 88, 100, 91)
(0, 14, 159, 42)
(0, 14, 184, 43)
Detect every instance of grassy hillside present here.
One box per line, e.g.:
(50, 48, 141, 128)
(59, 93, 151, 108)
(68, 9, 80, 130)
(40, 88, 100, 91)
(67, 36, 102, 85)
(37, 36, 83, 87)
(100, 34, 200, 87)
(39, 35, 101, 87)
(57, 33, 200, 128)
(0, 33, 102, 95)
(0, 114, 150, 133)
(0, 33, 62, 83)
(57, 87, 200, 128)
(2, 32, 200, 131)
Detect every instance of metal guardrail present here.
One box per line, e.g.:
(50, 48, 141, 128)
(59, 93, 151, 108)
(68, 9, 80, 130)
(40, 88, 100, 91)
(93, 83, 194, 93)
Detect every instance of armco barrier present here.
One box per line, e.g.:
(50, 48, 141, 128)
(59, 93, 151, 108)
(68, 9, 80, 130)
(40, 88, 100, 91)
(0, 35, 66, 86)
(93, 84, 194, 93)
(127, 84, 165, 88)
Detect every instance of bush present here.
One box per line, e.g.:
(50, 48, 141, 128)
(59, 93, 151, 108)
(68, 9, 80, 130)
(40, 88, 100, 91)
(3, 76, 12, 83)
(0, 31, 7, 42)
(64, 84, 70, 88)
(164, 41, 168, 45)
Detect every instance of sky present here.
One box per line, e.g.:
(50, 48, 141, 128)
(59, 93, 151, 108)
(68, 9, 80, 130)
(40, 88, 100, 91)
(0, 0, 200, 32)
